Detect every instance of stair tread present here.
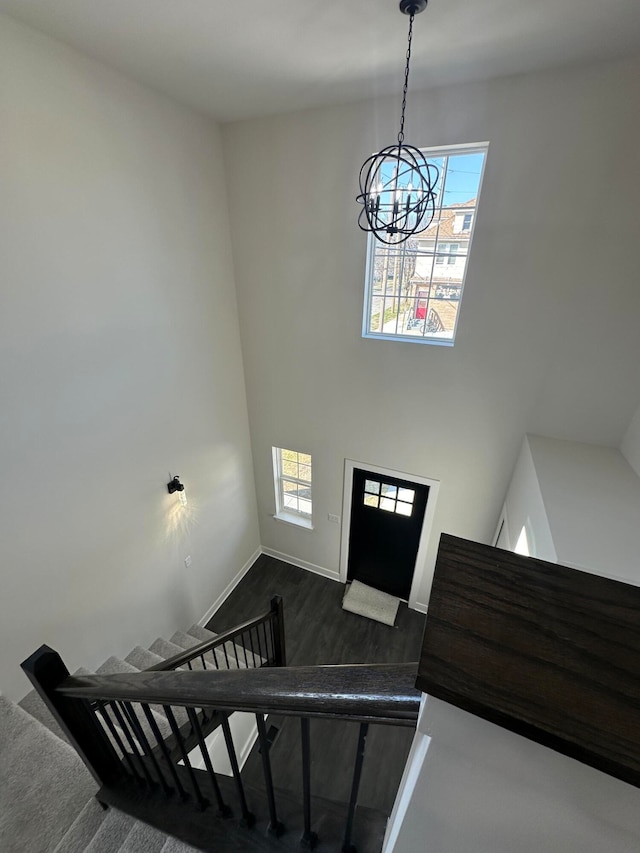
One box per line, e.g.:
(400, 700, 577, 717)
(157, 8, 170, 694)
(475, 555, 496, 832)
(170, 631, 220, 667)
(118, 817, 168, 853)
(149, 638, 207, 671)
(160, 837, 202, 853)
(0, 696, 96, 853)
(126, 645, 180, 671)
(186, 624, 218, 643)
(52, 798, 108, 853)
(96, 656, 141, 675)
(83, 807, 135, 853)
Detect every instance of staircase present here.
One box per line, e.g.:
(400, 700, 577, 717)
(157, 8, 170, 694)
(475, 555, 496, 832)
(3, 597, 420, 852)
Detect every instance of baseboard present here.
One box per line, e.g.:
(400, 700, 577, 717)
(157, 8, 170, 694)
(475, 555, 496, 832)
(198, 547, 262, 627)
(261, 547, 341, 583)
(412, 601, 429, 615)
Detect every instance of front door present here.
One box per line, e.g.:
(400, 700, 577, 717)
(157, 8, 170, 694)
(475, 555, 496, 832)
(347, 468, 429, 600)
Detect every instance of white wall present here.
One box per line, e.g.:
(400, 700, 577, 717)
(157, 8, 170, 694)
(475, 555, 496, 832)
(0, 14, 259, 701)
(223, 54, 640, 607)
(527, 434, 640, 585)
(621, 401, 640, 478)
(500, 437, 557, 562)
(389, 697, 640, 853)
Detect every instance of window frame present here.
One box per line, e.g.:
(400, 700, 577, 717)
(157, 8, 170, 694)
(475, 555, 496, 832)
(272, 447, 313, 530)
(362, 141, 489, 347)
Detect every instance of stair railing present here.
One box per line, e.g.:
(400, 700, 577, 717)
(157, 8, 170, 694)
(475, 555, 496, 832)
(148, 595, 286, 673)
(23, 655, 419, 852)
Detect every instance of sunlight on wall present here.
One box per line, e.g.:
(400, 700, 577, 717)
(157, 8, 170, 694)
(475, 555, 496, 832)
(164, 494, 200, 541)
(515, 525, 530, 557)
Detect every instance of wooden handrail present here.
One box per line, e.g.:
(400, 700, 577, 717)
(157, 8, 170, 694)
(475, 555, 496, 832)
(418, 534, 640, 788)
(56, 663, 421, 726)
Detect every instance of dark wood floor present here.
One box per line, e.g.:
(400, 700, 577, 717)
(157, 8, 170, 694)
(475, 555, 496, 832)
(206, 554, 426, 815)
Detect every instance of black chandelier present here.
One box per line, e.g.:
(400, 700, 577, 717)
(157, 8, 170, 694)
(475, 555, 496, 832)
(357, 0, 439, 245)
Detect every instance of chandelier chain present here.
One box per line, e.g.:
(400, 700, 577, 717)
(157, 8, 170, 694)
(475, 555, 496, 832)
(397, 12, 415, 146)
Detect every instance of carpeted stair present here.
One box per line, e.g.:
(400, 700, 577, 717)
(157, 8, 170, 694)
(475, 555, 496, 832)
(3, 621, 251, 852)
(4, 621, 387, 852)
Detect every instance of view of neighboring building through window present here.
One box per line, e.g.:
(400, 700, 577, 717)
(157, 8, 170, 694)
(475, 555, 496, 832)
(272, 447, 312, 526)
(362, 143, 488, 345)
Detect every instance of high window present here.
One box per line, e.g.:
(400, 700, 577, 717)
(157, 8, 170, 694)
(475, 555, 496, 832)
(272, 447, 312, 528)
(362, 142, 488, 346)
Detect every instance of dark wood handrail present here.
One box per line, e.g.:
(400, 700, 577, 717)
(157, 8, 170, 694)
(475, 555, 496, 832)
(56, 663, 421, 726)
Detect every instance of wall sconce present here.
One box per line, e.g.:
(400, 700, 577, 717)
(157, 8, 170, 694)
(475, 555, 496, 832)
(167, 475, 188, 507)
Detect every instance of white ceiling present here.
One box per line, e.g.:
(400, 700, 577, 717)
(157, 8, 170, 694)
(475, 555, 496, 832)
(2, 0, 640, 122)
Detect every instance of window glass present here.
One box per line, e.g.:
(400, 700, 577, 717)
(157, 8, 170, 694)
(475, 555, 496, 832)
(362, 481, 415, 517)
(363, 143, 488, 345)
(273, 447, 312, 525)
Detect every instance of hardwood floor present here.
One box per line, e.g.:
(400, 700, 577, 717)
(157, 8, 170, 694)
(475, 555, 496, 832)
(206, 554, 426, 816)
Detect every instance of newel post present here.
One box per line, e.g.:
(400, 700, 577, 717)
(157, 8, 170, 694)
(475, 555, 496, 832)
(270, 595, 287, 666)
(21, 645, 123, 787)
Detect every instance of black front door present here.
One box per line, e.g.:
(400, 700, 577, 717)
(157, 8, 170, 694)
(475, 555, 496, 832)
(347, 468, 429, 600)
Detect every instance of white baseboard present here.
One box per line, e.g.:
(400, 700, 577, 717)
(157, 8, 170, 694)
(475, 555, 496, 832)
(412, 601, 429, 615)
(261, 547, 341, 583)
(198, 547, 262, 627)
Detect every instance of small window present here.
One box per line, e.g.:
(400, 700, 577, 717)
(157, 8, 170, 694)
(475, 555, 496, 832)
(272, 447, 312, 528)
(362, 142, 488, 346)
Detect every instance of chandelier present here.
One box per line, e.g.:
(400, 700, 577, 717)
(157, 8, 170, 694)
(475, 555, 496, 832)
(356, 0, 439, 245)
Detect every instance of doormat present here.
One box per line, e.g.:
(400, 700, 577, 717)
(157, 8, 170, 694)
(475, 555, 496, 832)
(342, 580, 400, 627)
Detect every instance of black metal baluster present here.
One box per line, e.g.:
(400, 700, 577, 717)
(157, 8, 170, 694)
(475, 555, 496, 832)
(122, 702, 169, 793)
(261, 622, 269, 666)
(220, 713, 255, 827)
(187, 660, 194, 671)
(255, 624, 264, 662)
(222, 642, 230, 670)
(271, 595, 287, 666)
(233, 642, 240, 668)
(212, 645, 220, 670)
(248, 628, 257, 668)
(163, 705, 209, 811)
(268, 617, 276, 664)
(300, 717, 318, 848)
(256, 713, 285, 837)
(141, 704, 188, 800)
(200, 654, 207, 670)
(97, 702, 139, 780)
(186, 708, 233, 819)
(342, 723, 369, 853)
(111, 701, 155, 787)
(241, 632, 249, 668)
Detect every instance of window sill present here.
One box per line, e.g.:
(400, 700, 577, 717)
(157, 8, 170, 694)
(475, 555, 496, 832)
(273, 512, 314, 531)
(362, 331, 455, 347)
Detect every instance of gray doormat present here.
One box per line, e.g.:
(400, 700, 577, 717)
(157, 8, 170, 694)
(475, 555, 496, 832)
(342, 580, 400, 627)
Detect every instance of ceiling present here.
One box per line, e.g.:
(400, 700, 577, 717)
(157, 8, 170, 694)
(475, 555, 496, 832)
(1, 0, 640, 123)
